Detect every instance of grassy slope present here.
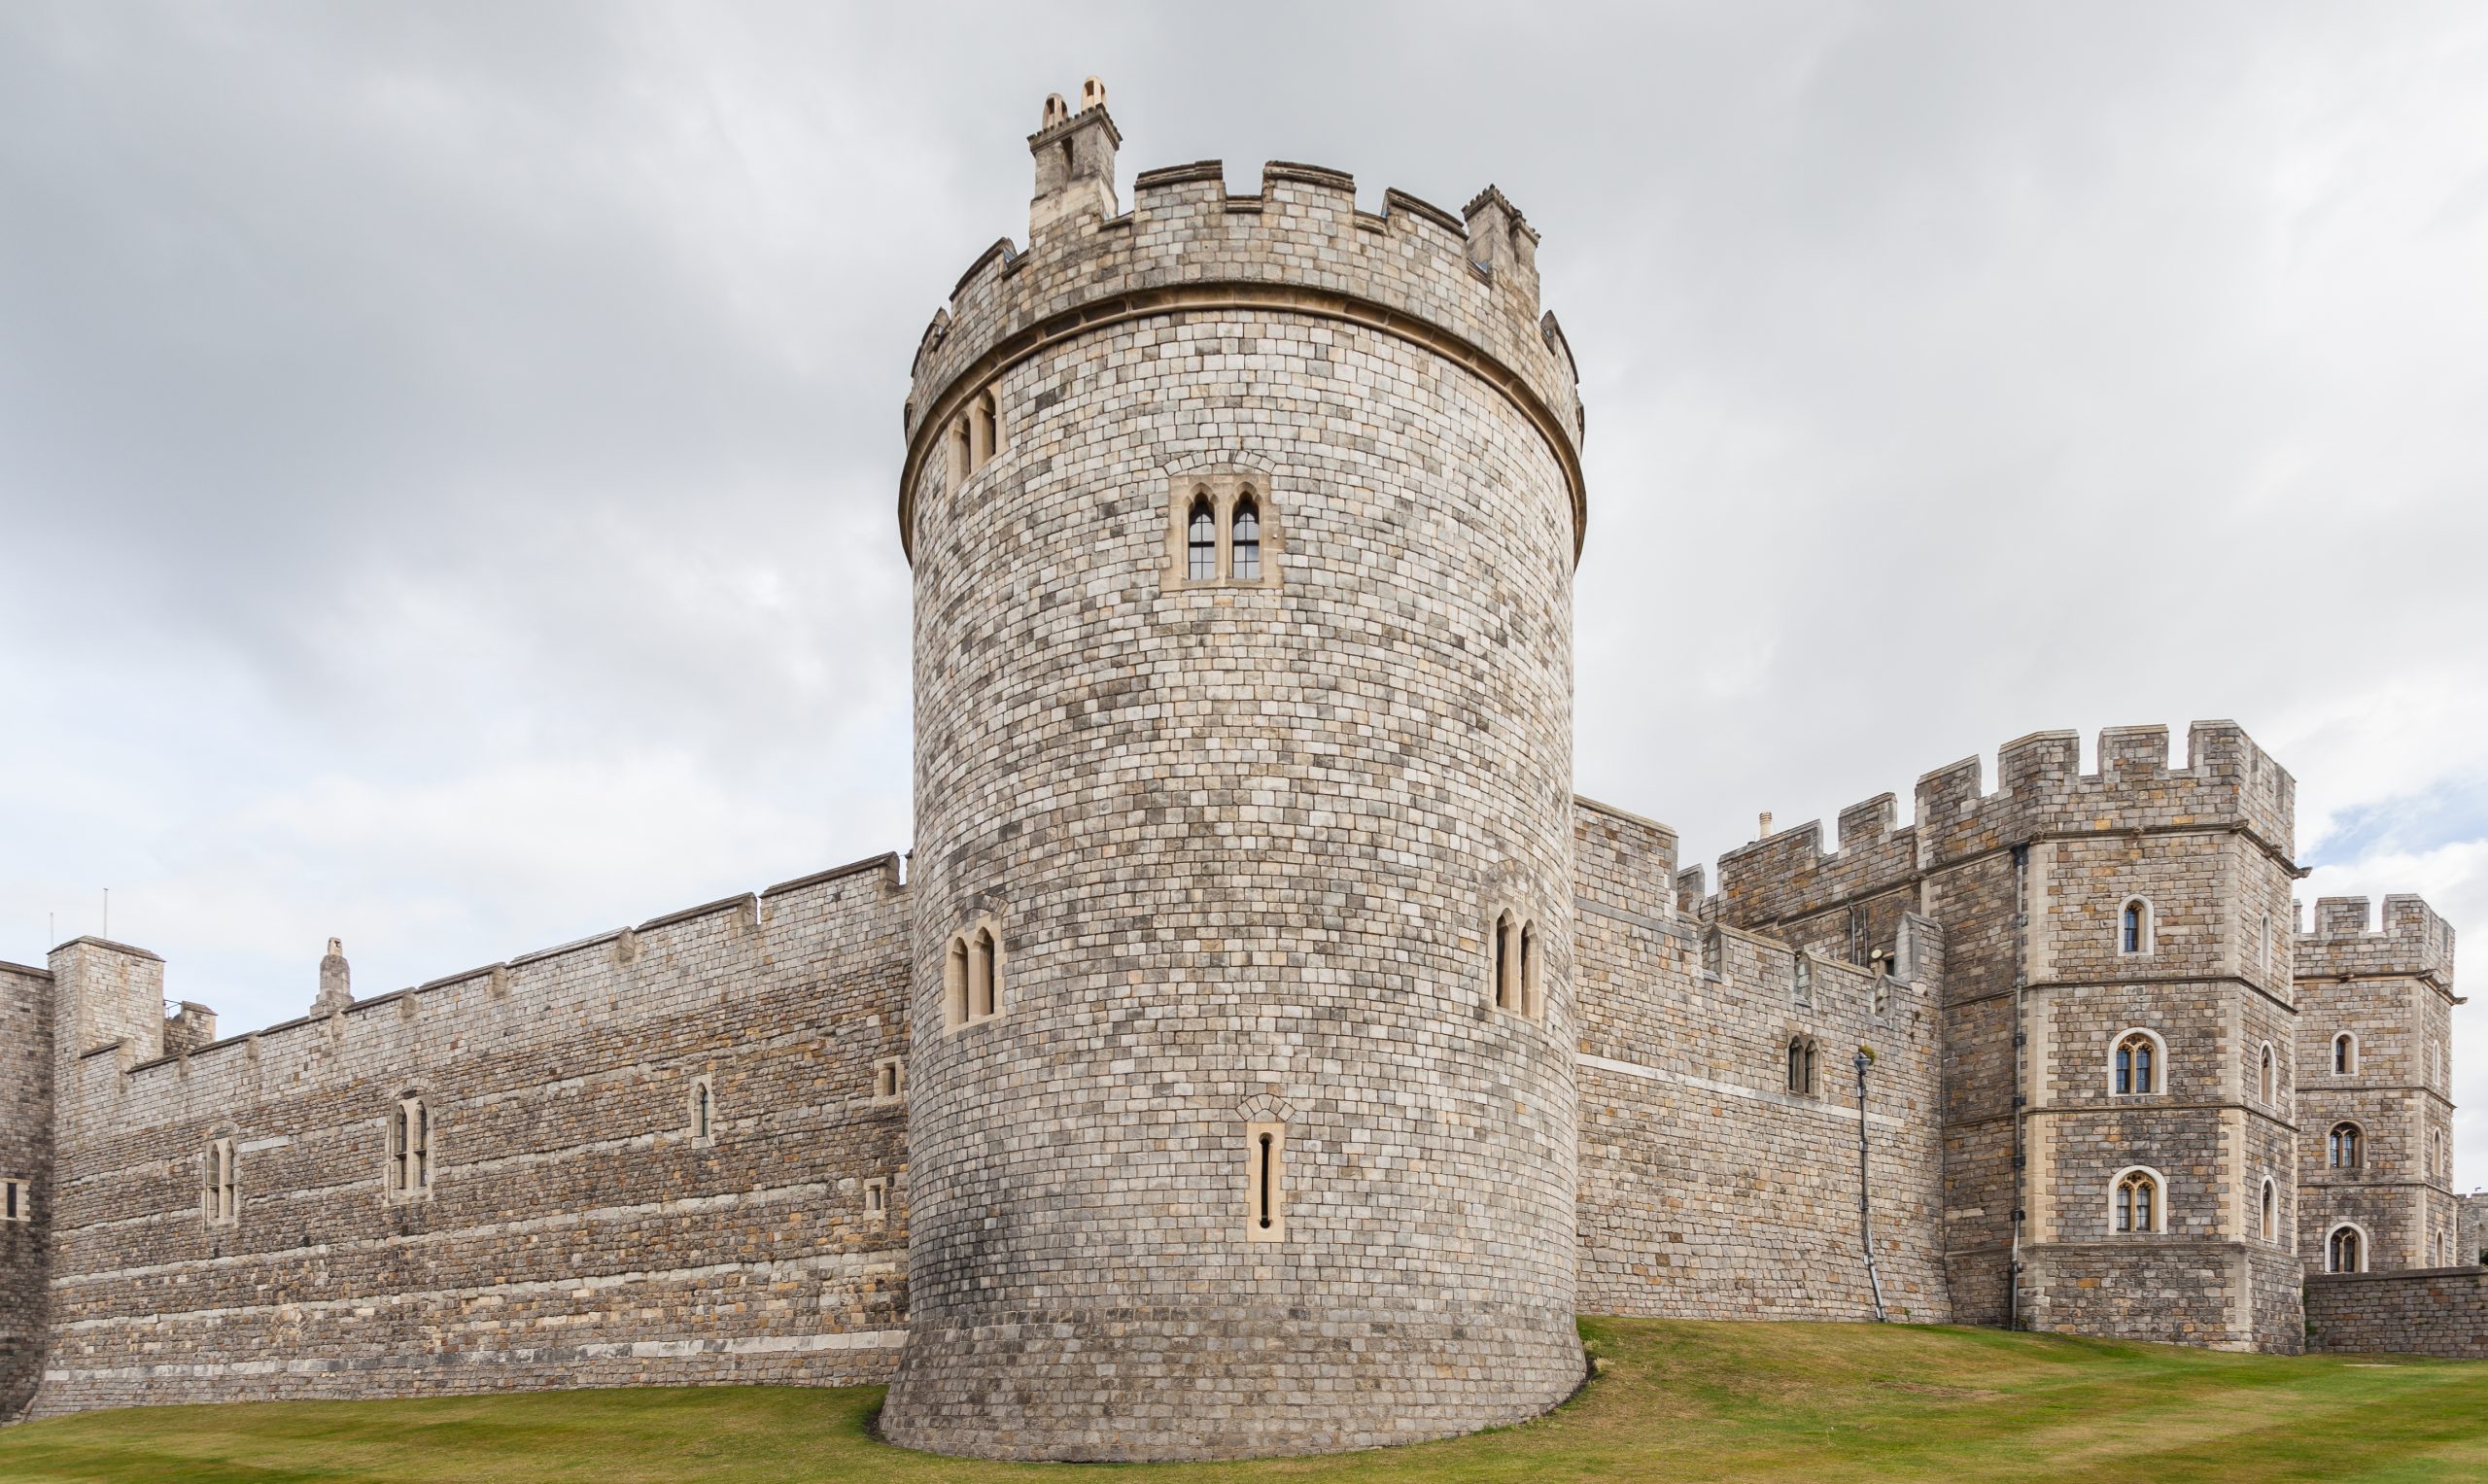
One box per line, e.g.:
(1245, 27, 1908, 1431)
(5, 1318, 2487, 1483)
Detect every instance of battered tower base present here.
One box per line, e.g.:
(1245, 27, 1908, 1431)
(881, 1304, 1584, 1462)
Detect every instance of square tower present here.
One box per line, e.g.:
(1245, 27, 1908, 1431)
(2296, 895, 2460, 1274)
(1717, 722, 2306, 1350)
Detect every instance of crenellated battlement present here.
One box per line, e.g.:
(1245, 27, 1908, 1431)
(2297, 893, 2457, 992)
(76, 853, 906, 1099)
(898, 85, 1585, 566)
(1714, 721, 2297, 928)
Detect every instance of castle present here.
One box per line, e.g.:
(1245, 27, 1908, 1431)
(1, 82, 2477, 1461)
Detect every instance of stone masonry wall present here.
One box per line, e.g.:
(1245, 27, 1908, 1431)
(31, 856, 911, 1417)
(1573, 800, 1950, 1324)
(2306, 1268, 2488, 1359)
(0, 962, 52, 1420)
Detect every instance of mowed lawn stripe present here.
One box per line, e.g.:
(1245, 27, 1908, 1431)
(5, 1319, 2488, 1483)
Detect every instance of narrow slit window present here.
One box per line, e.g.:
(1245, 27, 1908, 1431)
(2, 1178, 28, 1223)
(864, 1177, 888, 1219)
(977, 393, 999, 463)
(1518, 921, 1538, 1018)
(2121, 900, 2148, 954)
(1493, 912, 1513, 1011)
(1230, 494, 1261, 580)
(1246, 1122, 1286, 1240)
(2260, 1178, 2276, 1242)
(691, 1079, 714, 1144)
(945, 938, 970, 1027)
(2259, 1044, 2275, 1103)
(2333, 1033, 2356, 1075)
(1187, 494, 1217, 581)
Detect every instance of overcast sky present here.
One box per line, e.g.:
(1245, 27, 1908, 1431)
(5, 4, 2485, 1172)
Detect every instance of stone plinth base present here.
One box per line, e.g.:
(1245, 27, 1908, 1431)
(880, 1302, 1584, 1462)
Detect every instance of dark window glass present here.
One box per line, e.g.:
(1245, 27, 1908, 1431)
(1188, 498, 1217, 581)
(1231, 497, 1261, 580)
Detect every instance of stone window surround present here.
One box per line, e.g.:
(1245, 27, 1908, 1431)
(1785, 1033, 1820, 1098)
(873, 1055, 907, 1104)
(383, 1088, 435, 1205)
(202, 1131, 240, 1227)
(863, 1176, 890, 1221)
(1163, 467, 1283, 592)
(2108, 1026, 2167, 1096)
(2332, 1031, 2359, 1076)
(2258, 1040, 2278, 1106)
(942, 917, 1006, 1032)
(1245, 1120, 1286, 1242)
(2327, 1220, 2370, 1273)
(0, 1177, 27, 1224)
(2107, 1163, 2165, 1234)
(945, 387, 1003, 487)
(1486, 905, 1544, 1019)
(688, 1074, 717, 1148)
(2328, 1120, 2365, 1170)
(2117, 895, 2156, 956)
(2259, 1175, 2279, 1243)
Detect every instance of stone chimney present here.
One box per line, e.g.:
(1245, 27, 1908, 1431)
(316, 937, 353, 1013)
(1029, 77, 1121, 240)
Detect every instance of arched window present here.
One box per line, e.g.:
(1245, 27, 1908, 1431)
(1518, 920, 1539, 1018)
(2120, 898, 2152, 955)
(976, 391, 999, 464)
(1492, 912, 1512, 1010)
(1246, 1121, 1286, 1241)
(2329, 1122, 2363, 1170)
(2328, 1224, 2365, 1273)
(1187, 493, 1217, 581)
(945, 937, 970, 1027)
(387, 1093, 432, 1201)
(2332, 1033, 2357, 1076)
(950, 417, 972, 482)
(1787, 1037, 1816, 1097)
(2113, 1167, 2160, 1233)
(973, 927, 998, 1020)
(2260, 1177, 2276, 1242)
(2259, 1043, 2276, 1104)
(202, 1135, 238, 1225)
(2112, 1029, 2162, 1095)
(1230, 493, 1261, 581)
(689, 1077, 715, 1146)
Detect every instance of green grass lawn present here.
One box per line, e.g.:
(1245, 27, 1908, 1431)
(6, 1318, 2486, 1483)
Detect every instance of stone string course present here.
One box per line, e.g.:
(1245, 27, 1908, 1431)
(0, 86, 2470, 1455)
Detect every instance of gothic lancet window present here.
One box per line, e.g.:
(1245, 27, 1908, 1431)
(1230, 493, 1261, 581)
(2329, 1225, 2365, 1273)
(2329, 1122, 2363, 1170)
(387, 1093, 432, 1200)
(1188, 494, 1218, 581)
(2114, 1169, 2159, 1233)
(2114, 1031, 2160, 1095)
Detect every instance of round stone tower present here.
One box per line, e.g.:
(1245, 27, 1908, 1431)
(883, 81, 1589, 1462)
